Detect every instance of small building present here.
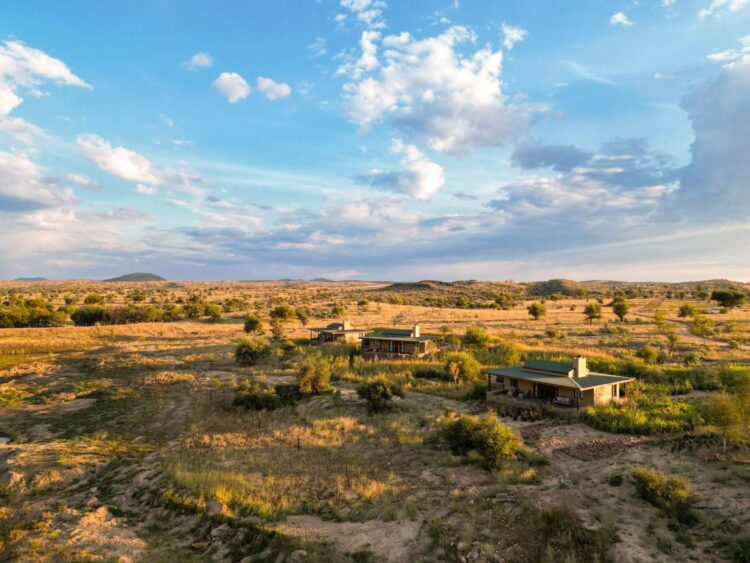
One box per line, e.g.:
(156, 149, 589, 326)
(309, 320, 366, 344)
(361, 324, 440, 359)
(483, 356, 634, 408)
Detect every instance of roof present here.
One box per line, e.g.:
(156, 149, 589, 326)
(524, 359, 573, 375)
(482, 366, 634, 390)
(310, 322, 365, 333)
(364, 333, 439, 342)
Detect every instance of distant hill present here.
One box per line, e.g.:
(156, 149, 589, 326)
(526, 279, 586, 297)
(104, 273, 166, 282)
(14, 277, 48, 281)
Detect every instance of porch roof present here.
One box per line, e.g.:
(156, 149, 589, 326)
(482, 366, 633, 390)
(363, 334, 439, 343)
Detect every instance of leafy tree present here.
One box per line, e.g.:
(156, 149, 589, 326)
(666, 331, 680, 357)
(636, 345, 659, 364)
(270, 303, 296, 320)
(443, 352, 481, 383)
(356, 375, 404, 412)
(296, 308, 310, 327)
(243, 313, 263, 334)
(708, 392, 743, 452)
(583, 302, 602, 325)
(710, 289, 746, 310)
(527, 302, 547, 320)
(235, 338, 271, 366)
(653, 310, 668, 330)
(678, 303, 696, 318)
(297, 355, 331, 394)
(439, 411, 520, 470)
(84, 294, 105, 305)
(270, 317, 285, 340)
(626, 379, 646, 411)
(690, 315, 714, 342)
(612, 299, 630, 322)
(204, 303, 223, 321)
(462, 325, 491, 348)
(331, 303, 346, 316)
(71, 306, 108, 326)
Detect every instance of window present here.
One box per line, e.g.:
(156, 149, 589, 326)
(510, 378, 518, 389)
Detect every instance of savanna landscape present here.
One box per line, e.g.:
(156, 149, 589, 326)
(1, 278, 748, 562)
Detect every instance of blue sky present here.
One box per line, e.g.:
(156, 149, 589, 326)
(1, 0, 749, 281)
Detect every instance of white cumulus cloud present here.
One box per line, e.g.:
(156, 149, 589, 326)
(610, 12, 634, 26)
(339, 0, 387, 29)
(213, 72, 251, 102)
(76, 134, 160, 185)
(256, 77, 292, 100)
(183, 52, 214, 71)
(699, 0, 750, 18)
(501, 23, 528, 50)
(342, 26, 544, 155)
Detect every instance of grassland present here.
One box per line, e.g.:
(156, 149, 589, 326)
(0, 280, 748, 562)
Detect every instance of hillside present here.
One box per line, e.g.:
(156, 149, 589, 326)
(104, 273, 166, 282)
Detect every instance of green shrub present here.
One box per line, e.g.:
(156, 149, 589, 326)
(443, 352, 481, 383)
(581, 398, 703, 435)
(232, 380, 282, 410)
(631, 466, 698, 526)
(243, 313, 263, 334)
(71, 305, 108, 326)
(356, 375, 404, 412)
(297, 355, 331, 394)
(439, 411, 520, 470)
(235, 338, 272, 365)
(726, 534, 750, 563)
(462, 325, 491, 348)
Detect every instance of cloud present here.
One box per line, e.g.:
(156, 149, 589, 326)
(670, 55, 750, 218)
(65, 173, 98, 189)
(707, 35, 750, 66)
(0, 150, 75, 211)
(699, 0, 750, 18)
(0, 115, 43, 143)
(213, 72, 251, 102)
(183, 52, 214, 71)
(134, 184, 156, 195)
(356, 139, 445, 200)
(307, 37, 327, 57)
(610, 12, 633, 27)
(501, 23, 528, 50)
(76, 134, 160, 185)
(511, 143, 593, 172)
(342, 26, 545, 155)
(256, 77, 292, 100)
(339, 0, 387, 29)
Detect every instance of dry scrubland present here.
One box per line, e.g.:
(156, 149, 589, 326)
(0, 280, 749, 562)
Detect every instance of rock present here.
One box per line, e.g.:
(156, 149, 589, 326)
(287, 549, 308, 562)
(206, 500, 226, 516)
(191, 542, 209, 550)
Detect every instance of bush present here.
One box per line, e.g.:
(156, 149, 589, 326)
(439, 411, 520, 470)
(297, 355, 331, 394)
(636, 345, 659, 364)
(462, 326, 491, 348)
(356, 375, 404, 412)
(270, 303, 296, 320)
(581, 398, 703, 435)
(631, 466, 698, 526)
(235, 338, 272, 366)
(443, 352, 481, 383)
(232, 380, 282, 410)
(71, 305, 109, 326)
(243, 313, 263, 334)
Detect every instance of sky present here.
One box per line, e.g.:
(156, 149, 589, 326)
(0, 0, 749, 282)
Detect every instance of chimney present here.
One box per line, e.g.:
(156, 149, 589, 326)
(573, 356, 588, 378)
(343, 320, 352, 330)
(412, 324, 420, 337)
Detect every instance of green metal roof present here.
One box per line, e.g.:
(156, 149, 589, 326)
(364, 334, 439, 342)
(482, 366, 633, 390)
(380, 329, 414, 336)
(524, 360, 573, 374)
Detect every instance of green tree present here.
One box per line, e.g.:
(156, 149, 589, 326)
(583, 302, 602, 325)
(356, 375, 404, 412)
(678, 303, 696, 318)
(270, 317, 285, 340)
(270, 303, 296, 320)
(462, 325, 491, 348)
(297, 355, 331, 394)
(626, 379, 646, 411)
(690, 315, 714, 343)
(235, 338, 271, 366)
(612, 299, 630, 322)
(243, 313, 264, 334)
(71, 306, 108, 326)
(444, 352, 481, 383)
(636, 345, 659, 364)
(708, 392, 743, 452)
(710, 289, 746, 310)
(296, 308, 310, 327)
(666, 331, 680, 357)
(527, 302, 547, 320)
(204, 303, 223, 321)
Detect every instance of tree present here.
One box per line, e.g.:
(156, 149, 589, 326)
(666, 331, 680, 357)
(443, 352, 481, 383)
(612, 299, 630, 322)
(678, 303, 696, 318)
(296, 308, 310, 327)
(625, 379, 646, 411)
(84, 294, 105, 305)
(204, 303, 223, 321)
(243, 313, 264, 335)
(270, 303, 296, 320)
(356, 375, 404, 412)
(653, 310, 668, 330)
(710, 289, 746, 310)
(297, 355, 331, 394)
(583, 302, 602, 325)
(690, 315, 714, 343)
(636, 345, 659, 364)
(708, 392, 743, 452)
(270, 317, 285, 340)
(71, 305, 108, 326)
(462, 325, 491, 349)
(235, 338, 271, 366)
(527, 302, 547, 320)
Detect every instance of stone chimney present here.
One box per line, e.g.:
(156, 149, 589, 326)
(573, 356, 588, 378)
(343, 320, 352, 330)
(412, 324, 420, 337)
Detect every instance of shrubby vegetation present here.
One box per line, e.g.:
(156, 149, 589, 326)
(630, 466, 698, 527)
(439, 411, 521, 470)
(356, 375, 404, 412)
(581, 398, 703, 435)
(443, 352, 480, 383)
(235, 338, 272, 365)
